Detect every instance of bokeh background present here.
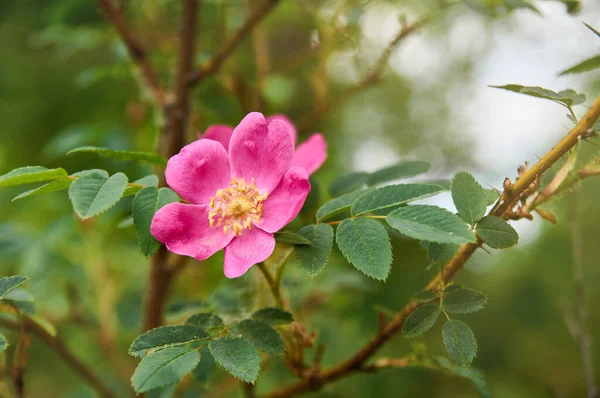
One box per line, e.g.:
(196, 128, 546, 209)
(2, 0, 600, 396)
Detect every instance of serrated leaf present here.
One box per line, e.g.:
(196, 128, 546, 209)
(490, 84, 585, 107)
(442, 320, 477, 367)
(475, 215, 518, 249)
(328, 172, 369, 196)
(295, 224, 334, 276)
(68, 172, 128, 219)
(316, 189, 371, 222)
(131, 347, 200, 393)
(366, 160, 430, 185)
(559, 54, 600, 76)
(336, 218, 392, 280)
(209, 338, 261, 383)
(133, 187, 180, 256)
(274, 231, 312, 246)
(421, 241, 459, 267)
(0, 166, 68, 188)
(129, 325, 209, 357)
(0, 334, 7, 352)
(251, 308, 294, 326)
(68, 146, 167, 166)
(483, 189, 499, 206)
(411, 290, 440, 304)
(402, 304, 441, 337)
(185, 313, 224, 337)
(0, 276, 29, 299)
(443, 288, 487, 314)
(386, 205, 476, 245)
(451, 172, 487, 224)
(192, 346, 216, 384)
(352, 184, 445, 215)
(12, 178, 72, 201)
(233, 319, 285, 355)
(123, 175, 160, 197)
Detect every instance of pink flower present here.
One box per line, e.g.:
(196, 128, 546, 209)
(151, 112, 327, 278)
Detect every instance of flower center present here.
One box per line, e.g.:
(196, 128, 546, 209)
(208, 177, 268, 236)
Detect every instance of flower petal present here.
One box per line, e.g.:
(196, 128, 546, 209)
(291, 133, 327, 176)
(151, 203, 234, 261)
(165, 139, 231, 205)
(223, 227, 275, 278)
(199, 125, 234, 151)
(266, 114, 297, 145)
(229, 112, 294, 193)
(256, 167, 310, 233)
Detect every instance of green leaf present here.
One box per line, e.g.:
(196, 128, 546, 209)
(68, 146, 167, 166)
(421, 241, 459, 267)
(559, 54, 600, 76)
(0, 334, 7, 353)
(192, 346, 216, 384)
(185, 313, 224, 337)
(336, 218, 392, 280)
(328, 172, 369, 196)
(442, 320, 478, 367)
(133, 187, 180, 256)
(352, 184, 445, 215)
(443, 288, 488, 314)
(0, 166, 68, 188)
(209, 338, 261, 383)
(233, 319, 285, 355)
(366, 160, 430, 185)
(251, 308, 294, 326)
(131, 347, 200, 393)
(490, 85, 586, 107)
(386, 205, 476, 245)
(123, 175, 160, 197)
(295, 224, 334, 277)
(0, 276, 29, 299)
(71, 169, 109, 178)
(273, 231, 312, 246)
(68, 172, 128, 219)
(483, 189, 499, 206)
(12, 178, 72, 201)
(316, 189, 371, 222)
(129, 325, 209, 357)
(147, 385, 177, 398)
(475, 215, 518, 249)
(451, 172, 487, 224)
(402, 304, 441, 338)
(435, 357, 490, 398)
(411, 290, 440, 304)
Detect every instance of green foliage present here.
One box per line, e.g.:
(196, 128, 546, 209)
(316, 189, 371, 222)
(421, 241, 459, 268)
(251, 308, 294, 326)
(0, 334, 7, 353)
(185, 313, 224, 337)
(491, 85, 586, 109)
(475, 216, 518, 249)
(365, 160, 430, 185)
(483, 189, 499, 206)
(435, 357, 490, 398)
(12, 178, 72, 201)
(336, 218, 392, 280)
(442, 320, 478, 367)
(294, 224, 334, 276)
(451, 172, 487, 224)
(193, 346, 216, 384)
(233, 319, 285, 355)
(129, 325, 209, 357)
(0, 166, 68, 188)
(68, 172, 128, 219)
(147, 385, 178, 398)
(328, 172, 370, 196)
(411, 290, 439, 304)
(559, 24, 600, 76)
(0, 276, 29, 299)
(133, 187, 180, 256)
(208, 337, 261, 383)
(122, 175, 160, 197)
(402, 304, 441, 337)
(386, 205, 476, 244)
(68, 146, 168, 166)
(273, 231, 312, 246)
(4, 288, 35, 314)
(131, 347, 200, 393)
(351, 184, 445, 215)
(443, 288, 488, 314)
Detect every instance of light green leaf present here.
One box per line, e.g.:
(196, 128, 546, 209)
(366, 160, 430, 185)
(451, 172, 487, 224)
(411, 290, 440, 304)
(274, 231, 312, 246)
(559, 54, 600, 76)
(386, 205, 476, 245)
(0, 166, 68, 188)
(402, 304, 441, 338)
(68, 146, 167, 166)
(131, 347, 200, 393)
(328, 172, 369, 196)
(442, 320, 478, 367)
(233, 319, 285, 355)
(443, 288, 488, 314)
(483, 189, 499, 206)
(12, 178, 72, 201)
(336, 218, 392, 280)
(295, 224, 334, 277)
(209, 338, 261, 383)
(0, 334, 7, 353)
(68, 172, 128, 219)
(251, 308, 294, 326)
(490, 85, 586, 107)
(123, 174, 160, 197)
(185, 313, 224, 337)
(133, 187, 180, 256)
(352, 184, 445, 215)
(129, 325, 209, 357)
(0, 276, 29, 299)
(316, 189, 371, 222)
(475, 215, 518, 249)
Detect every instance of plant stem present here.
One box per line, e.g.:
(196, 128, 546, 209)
(257, 262, 285, 309)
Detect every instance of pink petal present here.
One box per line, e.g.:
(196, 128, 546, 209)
(165, 139, 231, 205)
(199, 125, 234, 151)
(291, 133, 327, 176)
(266, 114, 297, 145)
(151, 203, 234, 261)
(256, 167, 310, 233)
(229, 112, 294, 193)
(223, 227, 275, 278)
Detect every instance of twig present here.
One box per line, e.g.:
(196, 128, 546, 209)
(0, 317, 116, 398)
(187, 0, 281, 87)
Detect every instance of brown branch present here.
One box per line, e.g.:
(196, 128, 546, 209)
(97, 0, 165, 105)
(0, 318, 116, 398)
(187, 0, 281, 88)
(264, 96, 600, 398)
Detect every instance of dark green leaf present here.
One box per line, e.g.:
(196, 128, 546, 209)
(443, 288, 488, 314)
(133, 187, 180, 256)
(475, 215, 518, 249)
(147, 385, 177, 398)
(402, 304, 441, 337)
(366, 160, 430, 185)
(0, 166, 68, 188)
(251, 308, 294, 326)
(316, 189, 371, 222)
(192, 346, 216, 384)
(234, 319, 285, 355)
(274, 231, 312, 246)
(442, 320, 478, 367)
(421, 241, 459, 267)
(411, 290, 439, 304)
(328, 172, 369, 196)
(129, 325, 209, 357)
(209, 338, 261, 383)
(68, 172, 128, 219)
(451, 172, 487, 224)
(0, 276, 29, 299)
(185, 313, 224, 337)
(12, 178, 72, 201)
(559, 54, 600, 76)
(131, 347, 200, 393)
(68, 146, 167, 166)
(295, 224, 334, 276)
(352, 184, 445, 215)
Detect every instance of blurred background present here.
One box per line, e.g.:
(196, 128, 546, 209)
(2, 0, 600, 396)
